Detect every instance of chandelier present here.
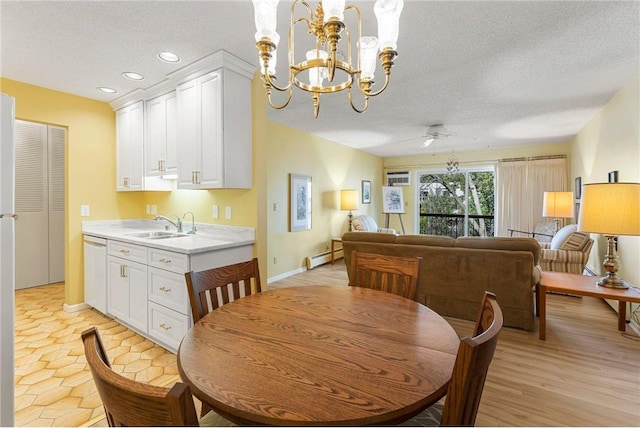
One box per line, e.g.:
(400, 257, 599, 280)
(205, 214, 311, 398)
(252, 0, 404, 118)
(446, 150, 459, 175)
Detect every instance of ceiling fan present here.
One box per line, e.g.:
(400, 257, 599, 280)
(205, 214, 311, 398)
(421, 124, 451, 148)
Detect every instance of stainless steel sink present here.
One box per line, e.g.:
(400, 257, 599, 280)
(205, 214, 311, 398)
(127, 231, 189, 239)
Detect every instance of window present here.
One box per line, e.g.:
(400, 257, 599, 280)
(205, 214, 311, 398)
(416, 167, 495, 237)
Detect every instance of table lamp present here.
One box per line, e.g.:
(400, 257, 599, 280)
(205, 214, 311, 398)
(340, 189, 359, 231)
(578, 182, 640, 288)
(542, 191, 575, 233)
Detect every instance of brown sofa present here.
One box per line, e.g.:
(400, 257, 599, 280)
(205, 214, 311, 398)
(342, 232, 542, 330)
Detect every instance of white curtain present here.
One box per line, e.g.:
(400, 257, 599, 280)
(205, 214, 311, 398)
(496, 157, 567, 237)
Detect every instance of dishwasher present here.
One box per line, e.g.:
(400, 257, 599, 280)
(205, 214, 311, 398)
(84, 235, 107, 313)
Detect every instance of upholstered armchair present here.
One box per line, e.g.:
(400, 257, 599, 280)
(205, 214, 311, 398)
(352, 215, 396, 234)
(539, 224, 594, 274)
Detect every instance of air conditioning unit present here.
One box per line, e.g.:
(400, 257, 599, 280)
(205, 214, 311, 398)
(386, 171, 411, 186)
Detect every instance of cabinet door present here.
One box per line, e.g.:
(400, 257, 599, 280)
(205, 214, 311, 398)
(146, 95, 166, 176)
(108, 256, 129, 320)
(116, 101, 144, 191)
(176, 79, 200, 189)
(146, 91, 177, 177)
(127, 261, 148, 333)
(199, 71, 223, 188)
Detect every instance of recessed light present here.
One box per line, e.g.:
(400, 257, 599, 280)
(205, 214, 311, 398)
(122, 72, 145, 81)
(157, 52, 180, 63)
(97, 87, 117, 94)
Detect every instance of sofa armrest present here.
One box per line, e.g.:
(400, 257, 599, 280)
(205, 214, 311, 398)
(539, 242, 551, 250)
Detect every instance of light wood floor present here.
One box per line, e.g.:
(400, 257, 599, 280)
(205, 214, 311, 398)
(14, 260, 640, 427)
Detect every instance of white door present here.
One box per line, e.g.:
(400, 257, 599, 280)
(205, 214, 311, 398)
(176, 79, 200, 189)
(14, 120, 65, 289)
(15, 121, 49, 289)
(108, 256, 129, 320)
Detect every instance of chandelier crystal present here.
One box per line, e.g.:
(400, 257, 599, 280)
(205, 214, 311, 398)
(252, 0, 404, 118)
(446, 150, 460, 175)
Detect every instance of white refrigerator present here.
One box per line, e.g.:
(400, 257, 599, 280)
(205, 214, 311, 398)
(0, 93, 16, 427)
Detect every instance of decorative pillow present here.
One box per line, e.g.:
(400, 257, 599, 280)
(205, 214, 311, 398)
(550, 224, 577, 250)
(352, 215, 378, 232)
(559, 232, 590, 251)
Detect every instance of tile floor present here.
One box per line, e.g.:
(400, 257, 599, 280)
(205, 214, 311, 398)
(14, 283, 179, 427)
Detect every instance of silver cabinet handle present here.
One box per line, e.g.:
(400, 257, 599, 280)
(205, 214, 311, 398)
(159, 286, 171, 293)
(159, 258, 172, 264)
(159, 323, 172, 331)
(159, 160, 165, 172)
(123, 177, 129, 187)
(119, 249, 130, 255)
(0, 214, 18, 219)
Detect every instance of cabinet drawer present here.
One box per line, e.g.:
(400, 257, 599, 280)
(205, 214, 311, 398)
(148, 267, 190, 315)
(108, 240, 147, 264)
(148, 248, 189, 274)
(148, 302, 191, 352)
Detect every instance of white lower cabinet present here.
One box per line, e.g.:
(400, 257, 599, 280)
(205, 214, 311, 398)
(107, 241, 148, 334)
(100, 236, 253, 353)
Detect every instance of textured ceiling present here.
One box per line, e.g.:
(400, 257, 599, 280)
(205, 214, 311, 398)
(1, 1, 638, 157)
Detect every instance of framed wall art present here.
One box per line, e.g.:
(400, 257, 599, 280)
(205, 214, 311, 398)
(361, 180, 371, 204)
(382, 186, 404, 213)
(289, 174, 312, 232)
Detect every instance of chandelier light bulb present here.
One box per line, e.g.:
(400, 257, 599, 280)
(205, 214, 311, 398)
(322, 0, 346, 21)
(306, 49, 329, 87)
(358, 36, 379, 80)
(252, 0, 280, 42)
(374, 0, 404, 51)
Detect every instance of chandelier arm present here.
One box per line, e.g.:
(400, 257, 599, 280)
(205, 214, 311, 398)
(361, 72, 391, 97)
(261, 70, 293, 93)
(266, 87, 295, 110)
(348, 87, 369, 113)
(344, 5, 361, 74)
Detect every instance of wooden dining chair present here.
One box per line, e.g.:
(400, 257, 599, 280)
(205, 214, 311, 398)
(81, 326, 231, 427)
(185, 257, 262, 323)
(349, 250, 421, 300)
(401, 291, 503, 427)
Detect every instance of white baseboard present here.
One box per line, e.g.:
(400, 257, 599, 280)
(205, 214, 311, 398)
(267, 267, 307, 284)
(63, 302, 89, 313)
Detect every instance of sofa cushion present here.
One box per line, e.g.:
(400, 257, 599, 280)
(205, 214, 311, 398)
(559, 232, 591, 251)
(342, 231, 397, 244)
(396, 235, 455, 247)
(550, 224, 577, 249)
(455, 237, 541, 264)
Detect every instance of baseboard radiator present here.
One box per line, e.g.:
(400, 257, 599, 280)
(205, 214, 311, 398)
(306, 249, 344, 269)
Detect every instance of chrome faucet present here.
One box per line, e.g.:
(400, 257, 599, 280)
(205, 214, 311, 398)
(183, 211, 197, 234)
(153, 215, 182, 233)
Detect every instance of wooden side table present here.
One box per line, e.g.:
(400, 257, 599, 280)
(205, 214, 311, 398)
(330, 238, 342, 264)
(538, 271, 640, 340)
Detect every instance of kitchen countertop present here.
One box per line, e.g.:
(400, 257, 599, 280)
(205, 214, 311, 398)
(82, 220, 255, 255)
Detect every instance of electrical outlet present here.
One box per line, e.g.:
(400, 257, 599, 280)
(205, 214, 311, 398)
(146, 205, 151, 215)
(80, 205, 90, 217)
(225, 206, 232, 220)
(212, 205, 219, 219)
(273, 256, 277, 265)
(273, 202, 278, 211)
(150, 205, 157, 215)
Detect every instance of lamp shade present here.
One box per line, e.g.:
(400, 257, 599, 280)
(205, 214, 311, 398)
(578, 183, 640, 236)
(542, 191, 574, 218)
(340, 189, 359, 211)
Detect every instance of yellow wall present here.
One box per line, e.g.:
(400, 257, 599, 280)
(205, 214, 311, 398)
(266, 121, 383, 278)
(382, 142, 572, 233)
(570, 73, 640, 287)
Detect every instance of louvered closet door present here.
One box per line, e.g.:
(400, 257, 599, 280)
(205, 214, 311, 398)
(14, 121, 65, 289)
(15, 121, 49, 289)
(48, 126, 65, 283)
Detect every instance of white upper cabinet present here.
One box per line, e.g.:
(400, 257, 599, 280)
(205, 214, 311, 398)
(176, 68, 252, 189)
(115, 101, 144, 191)
(146, 91, 177, 177)
(110, 50, 254, 191)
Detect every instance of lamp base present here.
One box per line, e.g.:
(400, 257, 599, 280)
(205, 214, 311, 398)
(597, 276, 629, 289)
(597, 235, 628, 288)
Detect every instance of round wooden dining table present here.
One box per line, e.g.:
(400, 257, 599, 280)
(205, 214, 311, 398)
(177, 285, 460, 426)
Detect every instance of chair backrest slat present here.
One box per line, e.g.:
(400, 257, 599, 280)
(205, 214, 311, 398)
(185, 258, 262, 323)
(349, 250, 421, 300)
(441, 291, 503, 426)
(81, 327, 199, 427)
